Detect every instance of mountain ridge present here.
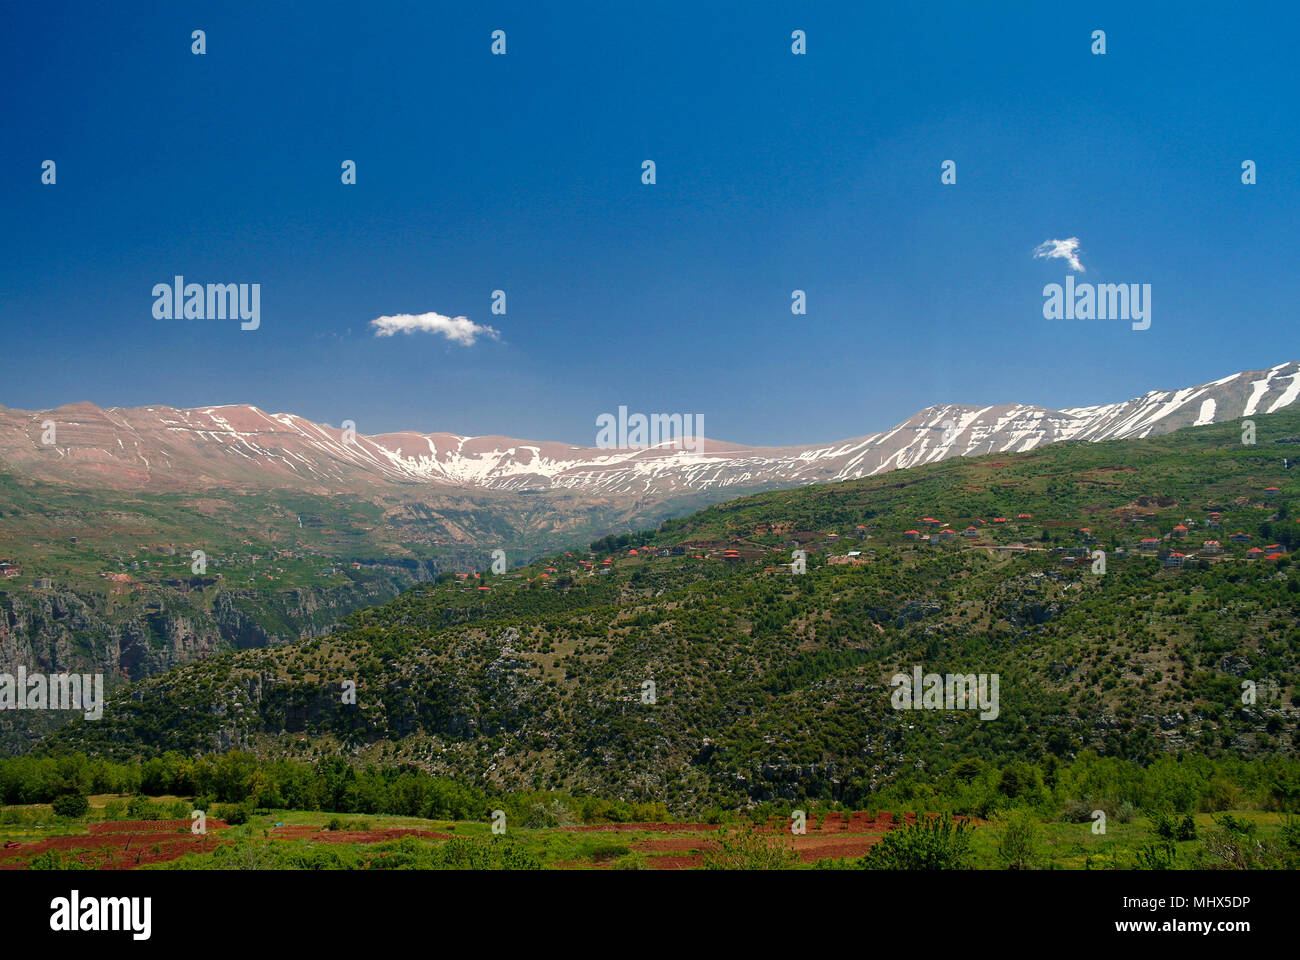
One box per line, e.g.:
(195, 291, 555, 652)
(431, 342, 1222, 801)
(1, 361, 1297, 498)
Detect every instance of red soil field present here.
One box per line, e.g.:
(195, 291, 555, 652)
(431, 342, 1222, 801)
(0, 820, 448, 870)
(560, 822, 716, 833)
(0, 819, 231, 870)
(268, 825, 450, 843)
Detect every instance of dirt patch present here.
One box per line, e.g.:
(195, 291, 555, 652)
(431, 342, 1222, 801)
(559, 822, 715, 833)
(633, 836, 717, 854)
(0, 819, 231, 870)
(268, 826, 449, 844)
(91, 819, 228, 834)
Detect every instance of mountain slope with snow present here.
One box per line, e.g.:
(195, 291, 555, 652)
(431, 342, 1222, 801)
(1, 362, 1296, 497)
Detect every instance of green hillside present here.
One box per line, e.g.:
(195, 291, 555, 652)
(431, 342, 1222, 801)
(31, 409, 1300, 814)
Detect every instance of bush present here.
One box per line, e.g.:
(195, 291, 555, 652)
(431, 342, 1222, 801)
(1149, 810, 1179, 841)
(1061, 798, 1096, 823)
(126, 795, 163, 820)
(702, 828, 799, 870)
(589, 844, 631, 863)
(1135, 840, 1177, 870)
(51, 793, 89, 819)
(859, 814, 973, 870)
(995, 809, 1041, 870)
(522, 799, 576, 829)
(215, 802, 250, 826)
(28, 850, 92, 871)
(1199, 815, 1262, 869)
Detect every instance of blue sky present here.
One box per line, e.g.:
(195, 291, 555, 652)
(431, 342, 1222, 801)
(2, 1, 1297, 446)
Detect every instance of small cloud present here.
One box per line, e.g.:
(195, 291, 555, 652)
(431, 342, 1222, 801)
(370, 311, 500, 346)
(1033, 237, 1085, 272)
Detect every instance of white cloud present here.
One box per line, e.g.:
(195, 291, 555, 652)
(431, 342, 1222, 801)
(1033, 237, 1085, 272)
(369, 311, 500, 346)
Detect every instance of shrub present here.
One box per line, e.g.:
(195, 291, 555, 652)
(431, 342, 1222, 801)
(522, 799, 576, 829)
(589, 844, 631, 863)
(996, 809, 1041, 870)
(215, 802, 250, 826)
(126, 795, 163, 820)
(1149, 810, 1177, 841)
(1062, 796, 1120, 824)
(51, 793, 90, 819)
(1135, 840, 1177, 870)
(29, 850, 91, 871)
(702, 828, 799, 870)
(859, 814, 973, 870)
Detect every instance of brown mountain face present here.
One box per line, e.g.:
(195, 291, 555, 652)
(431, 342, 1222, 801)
(1, 361, 1297, 499)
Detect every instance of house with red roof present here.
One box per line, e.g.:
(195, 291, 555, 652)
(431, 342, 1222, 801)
(1017, 513, 1033, 520)
(903, 530, 919, 541)
(963, 526, 979, 538)
(1138, 538, 1160, 551)
(1201, 540, 1223, 555)
(1172, 525, 1188, 538)
(1229, 532, 1253, 544)
(1162, 552, 1186, 567)
(1245, 547, 1264, 558)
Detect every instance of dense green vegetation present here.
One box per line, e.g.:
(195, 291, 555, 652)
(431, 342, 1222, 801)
(6, 751, 1298, 870)
(27, 418, 1294, 810)
(10, 407, 1300, 830)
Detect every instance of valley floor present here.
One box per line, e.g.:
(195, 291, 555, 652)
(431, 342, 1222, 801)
(1, 796, 1292, 870)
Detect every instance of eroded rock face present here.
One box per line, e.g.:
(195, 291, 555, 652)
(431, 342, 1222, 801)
(895, 600, 942, 628)
(0, 578, 403, 681)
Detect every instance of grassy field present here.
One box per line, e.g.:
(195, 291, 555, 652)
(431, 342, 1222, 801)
(2, 798, 1294, 870)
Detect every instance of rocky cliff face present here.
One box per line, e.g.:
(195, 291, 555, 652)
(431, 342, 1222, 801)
(0, 578, 405, 681)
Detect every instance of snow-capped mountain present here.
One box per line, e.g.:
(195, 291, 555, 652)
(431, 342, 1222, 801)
(1, 362, 1297, 497)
